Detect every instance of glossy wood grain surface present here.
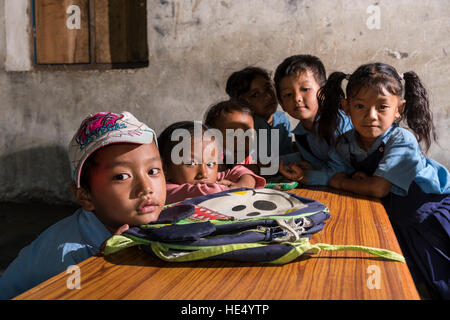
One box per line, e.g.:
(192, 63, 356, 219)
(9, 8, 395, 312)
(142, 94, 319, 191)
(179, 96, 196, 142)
(15, 187, 420, 300)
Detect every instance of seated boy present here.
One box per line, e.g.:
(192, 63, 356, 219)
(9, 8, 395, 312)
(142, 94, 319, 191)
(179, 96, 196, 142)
(0, 111, 166, 299)
(274, 55, 353, 183)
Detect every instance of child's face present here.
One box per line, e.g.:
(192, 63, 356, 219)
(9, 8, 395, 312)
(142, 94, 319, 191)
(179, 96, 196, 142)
(342, 86, 405, 148)
(82, 142, 166, 230)
(167, 137, 219, 185)
(242, 75, 278, 120)
(215, 110, 254, 161)
(278, 69, 321, 125)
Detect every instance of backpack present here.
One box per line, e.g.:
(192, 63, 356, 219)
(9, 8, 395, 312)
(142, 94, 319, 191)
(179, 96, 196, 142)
(104, 188, 405, 264)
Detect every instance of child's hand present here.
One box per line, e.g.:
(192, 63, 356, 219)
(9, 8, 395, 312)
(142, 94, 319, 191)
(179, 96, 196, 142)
(328, 172, 348, 190)
(231, 174, 256, 189)
(279, 160, 305, 183)
(216, 178, 234, 187)
(352, 171, 369, 181)
(113, 224, 130, 235)
(98, 224, 129, 256)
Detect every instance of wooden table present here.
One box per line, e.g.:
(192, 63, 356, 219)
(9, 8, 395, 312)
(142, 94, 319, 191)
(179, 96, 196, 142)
(15, 187, 420, 300)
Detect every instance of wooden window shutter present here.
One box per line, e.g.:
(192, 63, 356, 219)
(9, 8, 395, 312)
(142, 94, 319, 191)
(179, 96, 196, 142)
(32, 0, 148, 69)
(34, 0, 90, 64)
(94, 0, 148, 64)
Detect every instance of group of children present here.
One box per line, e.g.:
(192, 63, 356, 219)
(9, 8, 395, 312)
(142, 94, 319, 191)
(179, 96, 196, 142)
(0, 54, 449, 300)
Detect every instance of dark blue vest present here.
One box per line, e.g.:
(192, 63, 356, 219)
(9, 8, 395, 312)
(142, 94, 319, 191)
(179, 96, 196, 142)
(348, 141, 450, 299)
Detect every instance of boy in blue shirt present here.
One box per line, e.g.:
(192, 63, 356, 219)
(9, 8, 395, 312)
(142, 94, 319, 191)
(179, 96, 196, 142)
(274, 55, 353, 184)
(0, 111, 166, 299)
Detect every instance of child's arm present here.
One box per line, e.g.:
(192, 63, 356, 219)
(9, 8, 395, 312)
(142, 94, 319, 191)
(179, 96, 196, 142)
(223, 174, 257, 189)
(217, 165, 266, 189)
(330, 130, 422, 198)
(99, 224, 129, 254)
(166, 182, 230, 204)
(302, 145, 356, 186)
(278, 145, 351, 185)
(279, 160, 306, 183)
(328, 172, 392, 198)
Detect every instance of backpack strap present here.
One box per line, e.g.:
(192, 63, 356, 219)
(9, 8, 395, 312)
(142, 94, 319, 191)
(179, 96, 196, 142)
(313, 243, 405, 262)
(271, 240, 405, 264)
(104, 233, 405, 264)
(146, 238, 405, 264)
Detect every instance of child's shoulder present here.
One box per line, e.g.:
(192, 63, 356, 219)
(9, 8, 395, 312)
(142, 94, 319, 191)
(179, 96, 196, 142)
(34, 208, 83, 241)
(274, 111, 292, 135)
(30, 208, 109, 256)
(273, 109, 290, 120)
(339, 128, 356, 144)
(0, 208, 109, 299)
(292, 120, 308, 135)
(385, 125, 420, 149)
(337, 109, 353, 133)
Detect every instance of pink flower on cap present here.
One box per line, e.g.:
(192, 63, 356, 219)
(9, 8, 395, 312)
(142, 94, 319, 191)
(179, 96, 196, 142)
(75, 112, 125, 150)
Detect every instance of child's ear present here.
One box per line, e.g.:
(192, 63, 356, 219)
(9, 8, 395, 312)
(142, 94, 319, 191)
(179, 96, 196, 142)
(396, 99, 406, 119)
(71, 182, 95, 211)
(341, 98, 350, 115)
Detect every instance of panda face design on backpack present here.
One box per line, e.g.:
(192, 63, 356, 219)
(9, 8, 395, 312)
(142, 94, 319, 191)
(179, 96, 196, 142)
(196, 189, 307, 220)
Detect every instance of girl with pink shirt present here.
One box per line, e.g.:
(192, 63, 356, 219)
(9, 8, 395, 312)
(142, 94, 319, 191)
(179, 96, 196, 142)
(158, 121, 266, 204)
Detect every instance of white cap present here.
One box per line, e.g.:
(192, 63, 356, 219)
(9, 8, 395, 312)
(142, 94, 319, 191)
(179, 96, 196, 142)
(69, 111, 157, 188)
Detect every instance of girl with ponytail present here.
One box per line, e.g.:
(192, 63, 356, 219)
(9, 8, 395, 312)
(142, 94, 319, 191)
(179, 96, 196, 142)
(316, 62, 450, 299)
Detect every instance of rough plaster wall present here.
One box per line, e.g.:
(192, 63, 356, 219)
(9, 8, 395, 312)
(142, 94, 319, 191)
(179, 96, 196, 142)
(0, 0, 449, 204)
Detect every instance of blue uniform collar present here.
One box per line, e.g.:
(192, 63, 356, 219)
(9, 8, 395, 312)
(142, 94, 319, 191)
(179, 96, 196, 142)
(292, 120, 318, 135)
(349, 123, 398, 154)
(254, 110, 283, 127)
(293, 110, 352, 136)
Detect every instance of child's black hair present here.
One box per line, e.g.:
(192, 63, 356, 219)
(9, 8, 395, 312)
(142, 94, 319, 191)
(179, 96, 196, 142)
(317, 62, 436, 151)
(79, 156, 97, 191)
(225, 67, 272, 100)
(204, 99, 253, 129)
(157, 121, 209, 167)
(273, 54, 327, 101)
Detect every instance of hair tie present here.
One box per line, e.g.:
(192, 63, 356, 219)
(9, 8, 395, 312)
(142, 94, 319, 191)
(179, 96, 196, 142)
(345, 74, 351, 81)
(398, 72, 404, 80)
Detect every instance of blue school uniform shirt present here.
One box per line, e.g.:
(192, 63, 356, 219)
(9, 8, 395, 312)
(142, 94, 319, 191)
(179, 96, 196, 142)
(314, 123, 450, 195)
(0, 208, 111, 300)
(254, 110, 293, 157)
(281, 110, 353, 171)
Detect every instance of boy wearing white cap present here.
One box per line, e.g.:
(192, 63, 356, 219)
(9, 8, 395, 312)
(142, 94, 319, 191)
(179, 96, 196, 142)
(0, 111, 166, 299)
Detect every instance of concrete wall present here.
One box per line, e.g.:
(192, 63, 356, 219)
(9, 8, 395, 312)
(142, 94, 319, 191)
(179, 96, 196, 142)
(0, 0, 449, 204)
